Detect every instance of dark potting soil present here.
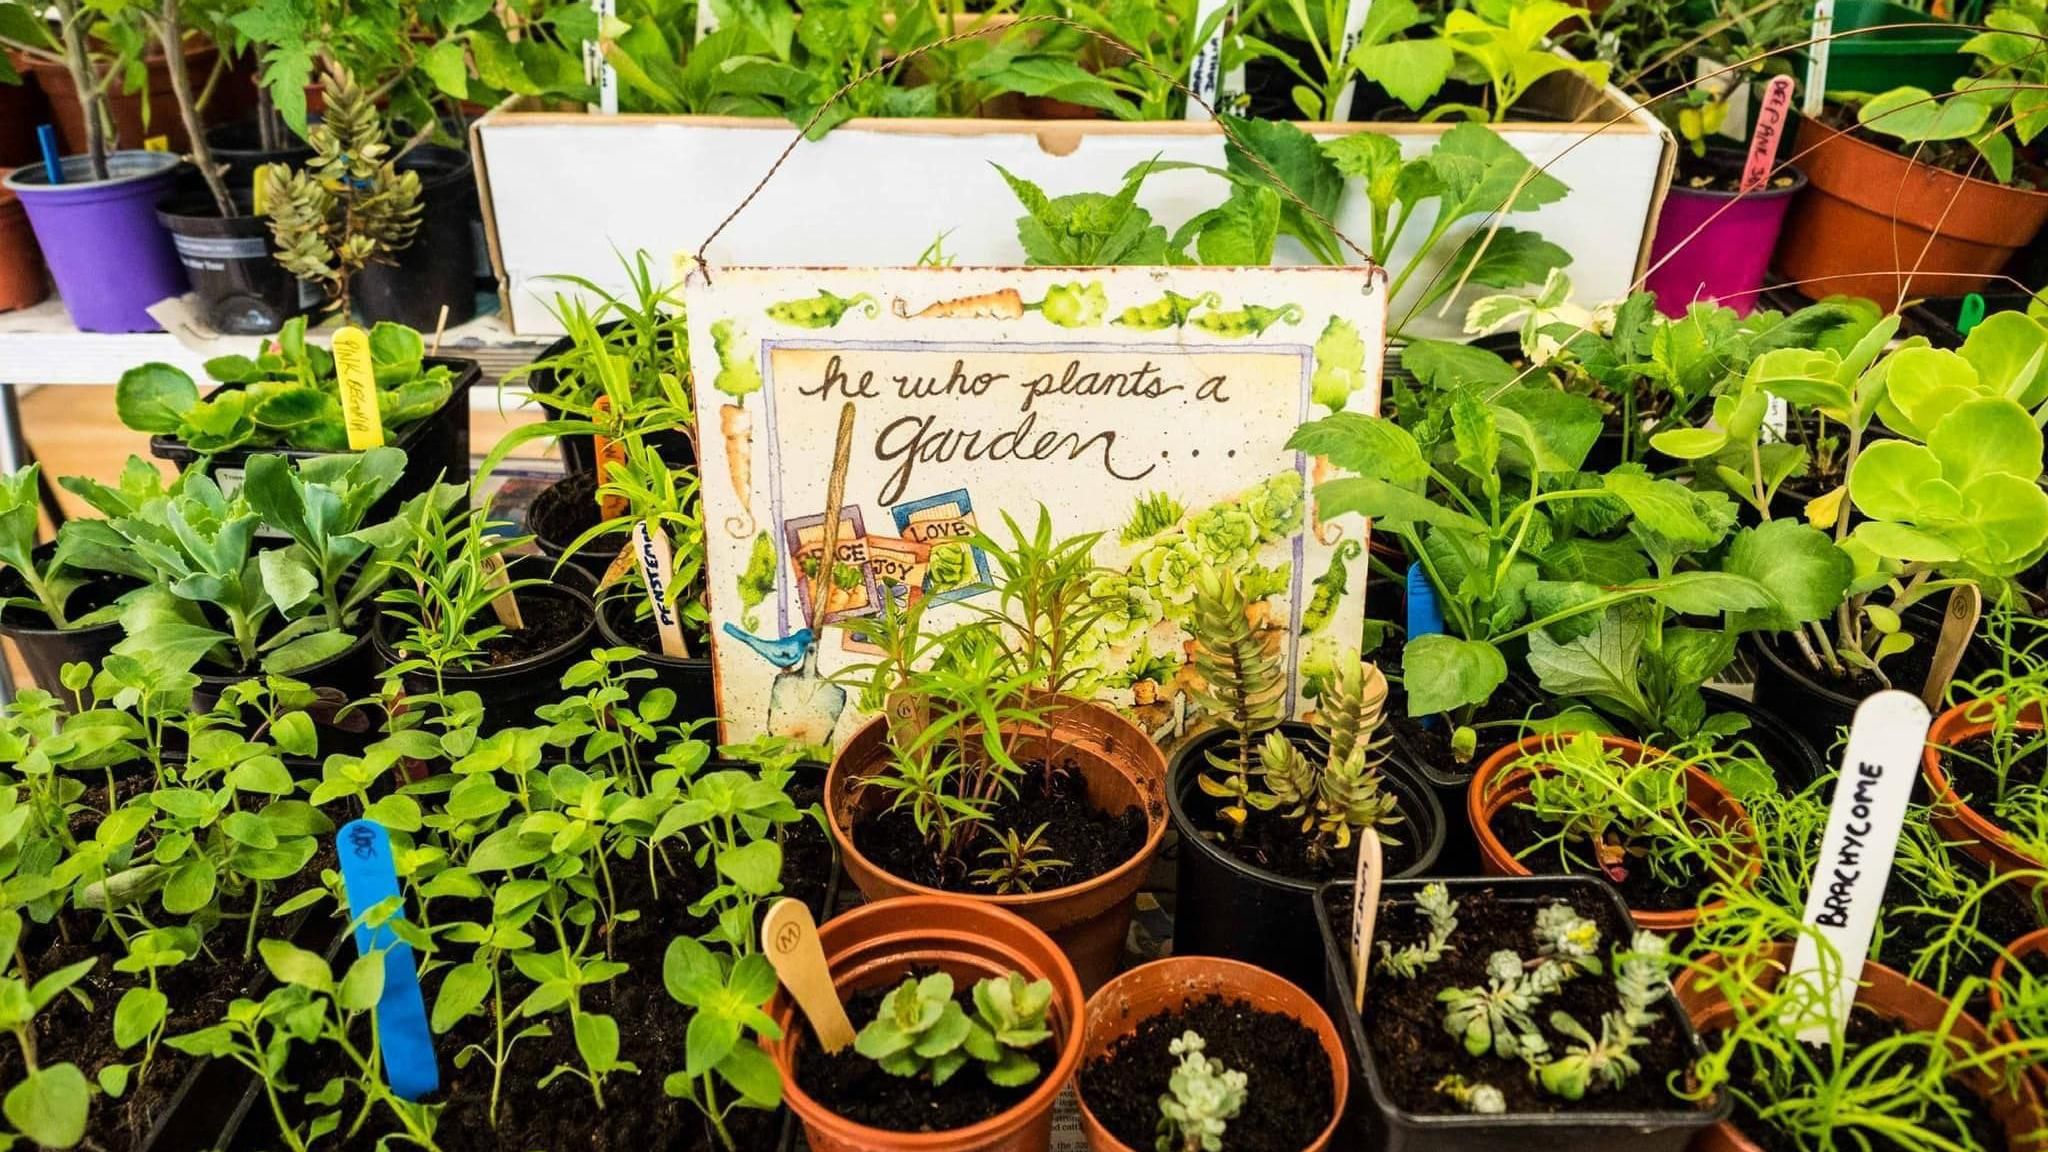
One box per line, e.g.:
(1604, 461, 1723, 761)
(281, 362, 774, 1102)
(852, 760, 1147, 894)
(1490, 804, 1720, 913)
(1181, 734, 1419, 881)
(604, 594, 710, 658)
(792, 971, 1056, 1133)
(1079, 994, 1335, 1152)
(0, 567, 132, 632)
(472, 586, 588, 666)
(1943, 735, 2046, 830)
(1869, 841, 2046, 1002)
(246, 788, 835, 1151)
(1757, 628, 1942, 717)
(1718, 1010, 2009, 1152)
(1330, 885, 1701, 1116)
(1674, 148, 1798, 194)
(0, 938, 266, 1151)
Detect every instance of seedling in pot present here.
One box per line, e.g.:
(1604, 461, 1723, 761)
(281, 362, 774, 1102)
(1156, 1030, 1245, 1152)
(1378, 881, 1457, 978)
(1250, 660, 1403, 868)
(376, 487, 544, 700)
(0, 464, 140, 631)
(1188, 565, 1287, 835)
(853, 970, 1054, 1089)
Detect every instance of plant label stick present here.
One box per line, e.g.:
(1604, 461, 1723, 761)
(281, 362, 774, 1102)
(331, 327, 385, 451)
(1920, 584, 1982, 710)
(1802, 0, 1835, 118)
(336, 819, 439, 1100)
(1785, 690, 1930, 1043)
(1330, 0, 1376, 122)
(1185, 0, 1233, 121)
(1742, 75, 1797, 194)
(632, 519, 688, 658)
(1407, 562, 1444, 727)
(1351, 826, 1384, 1011)
(482, 552, 526, 631)
(36, 125, 62, 185)
(762, 898, 856, 1053)
(591, 394, 627, 521)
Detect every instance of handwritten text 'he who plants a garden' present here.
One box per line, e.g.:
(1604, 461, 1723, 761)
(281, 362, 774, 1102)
(793, 351, 1258, 506)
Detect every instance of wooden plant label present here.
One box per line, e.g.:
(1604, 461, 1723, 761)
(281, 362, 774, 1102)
(1785, 689, 1930, 1042)
(685, 265, 1387, 749)
(1922, 584, 1983, 710)
(762, 898, 856, 1053)
(1741, 75, 1796, 195)
(482, 553, 525, 631)
(1350, 827, 1383, 1011)
(332, 326, 386, 450)
(632, 519, 689, 658)
(591, 394, 628, 521)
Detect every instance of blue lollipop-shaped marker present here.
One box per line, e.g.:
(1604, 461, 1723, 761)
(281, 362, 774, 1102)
(336, 819, 439, 1100)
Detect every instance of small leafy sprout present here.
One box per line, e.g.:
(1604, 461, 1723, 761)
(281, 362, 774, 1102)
(0, 910, 98, 1149)
(853, 971, 1053, 1089)
(1251, 660, 1402, 866)
(1156, 1031, 1247, 1152)
(1439, 950, 1549, 1061)
(1434, 1074, 1506, 1115)
(1380, 883, 1459, 979)
(1531, 932, 1672, 1101)
(969, 824, 1071, 895)
(1529, 903, 1604, 991)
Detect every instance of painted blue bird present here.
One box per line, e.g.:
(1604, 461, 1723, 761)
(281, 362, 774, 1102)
(722, 623, 816, 671)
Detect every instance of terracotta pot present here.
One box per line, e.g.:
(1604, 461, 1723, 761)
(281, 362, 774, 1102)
(825, 698, 1169, 992)
(1776, 116, 2048, 310)
(768, 895, 1086, 1152)
(1923, 697, 2048, 881)
(0, 175, 46, 312)
(1988, 926, 2048, 1101)
(1074, 956, 1347, 1152)
(1468, 733, 1760, 932)
(30, 42, 222, 155)
(2, 55, 51, 166)
(1675, 944, 2046, 1152)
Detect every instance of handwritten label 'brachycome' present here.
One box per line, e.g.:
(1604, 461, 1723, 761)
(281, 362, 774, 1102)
(1785, 690, 1930, 1041)
(331, 326, 385, 450)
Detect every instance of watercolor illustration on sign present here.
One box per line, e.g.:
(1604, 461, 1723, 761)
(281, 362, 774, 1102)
(685, 265, 1387, 751)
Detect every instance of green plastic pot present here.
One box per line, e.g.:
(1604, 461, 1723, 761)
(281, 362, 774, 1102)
(1792, 0, 1974, 97)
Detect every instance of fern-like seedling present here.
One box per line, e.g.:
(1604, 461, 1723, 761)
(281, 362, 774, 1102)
(1379, 882, 1458, 979)
(1188, 566, 1286, 834)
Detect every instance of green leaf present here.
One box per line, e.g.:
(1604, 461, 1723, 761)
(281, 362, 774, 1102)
(717, 1042, 783, 1108)
(433, 962, 493, 1033)
(1403, 633, 1507, 717)
(337, 955, 386, 1013)
(163, 858, 216, 915)
(1926, 397, 2042, 490)
(1288, 413, 1426, 484)
(1354, 36, 1455, 111)
(1858, 86, 1991, 142)
(1400, 340, 1515, 391)
(1316, 477, 1483, 532)
(1723, 521, 1853, 629)
(5, 1064, 89, 1148)
(575, 1013, 622, 1071)
(1527, 608, 1651, 728)
(113, 987, 167, 1049)
(1849, 440, 1948, 522)
(115, 365, 199, 434)
(1960, 472, 2048, 572)
(715, 840, 782, 896)
(1852, 521, 1963, 563)
(1603, 473, 1715, 548)
(1194, 183, 1281, 267)
(1958, 311, 2048, 407)
(1624, 571, 1777, 615)
(421, 39, 471, 100)
(260, 938, 334, 991)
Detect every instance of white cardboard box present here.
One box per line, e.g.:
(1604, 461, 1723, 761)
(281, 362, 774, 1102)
(472, 67, 1673, 340)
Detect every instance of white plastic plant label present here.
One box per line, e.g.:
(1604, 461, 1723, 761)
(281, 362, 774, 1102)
(1784, 689, 1930, 1042)
(586, 0, 618, 114)
(1802, 0, 1835, 117)
(1185, 0, 1235, 121)
(1329, 0, 1375, 122)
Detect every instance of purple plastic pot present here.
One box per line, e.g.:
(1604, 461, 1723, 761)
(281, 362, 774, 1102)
(1643, 160, 1806, 318)
(2, 151, 187, 332)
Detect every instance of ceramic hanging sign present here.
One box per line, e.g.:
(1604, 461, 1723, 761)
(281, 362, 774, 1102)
(685, 264, 1387, 750)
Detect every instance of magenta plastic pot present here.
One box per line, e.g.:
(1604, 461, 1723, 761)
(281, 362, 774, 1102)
(1643, 160, 1806, 318)
(2, 151, 186, 332)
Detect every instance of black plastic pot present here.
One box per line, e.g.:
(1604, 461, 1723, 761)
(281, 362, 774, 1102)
(1314, 875, 1729, 1152)
(1746, 603, 1983, 765)
(528, 470, 628, 583)
(354, 144, 476, 330)
(523, 321, 695, 475)
(203, 118, 313, 192)
(149, 357, 477, 530)
(0, 545, 135, 697)
(372, 557, 596, 732)
(192, 629, 383, 762)
(157, 192, 305, 335)
(1166, 721, 1445, 993)
(595, 590, 714, 722)
(1699, 686, 1827, 791)
(1388, 674, 1546, 876)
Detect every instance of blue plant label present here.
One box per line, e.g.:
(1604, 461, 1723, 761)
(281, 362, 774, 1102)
(337, 819, 439, 1100)
(1405, 562, 1443, 640)
(37, 125, 62, 186)
(1784, 690, 1929, 1043)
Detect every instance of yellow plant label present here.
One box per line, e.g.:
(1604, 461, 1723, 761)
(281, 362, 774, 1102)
(251, 164, 272, 216)
(331, 327, 385, 450)
(143, 135, 170, 153)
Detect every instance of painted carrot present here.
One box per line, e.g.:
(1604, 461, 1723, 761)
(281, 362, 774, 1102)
(710, 319, 761, 538)
(890, 288, 1028, 320)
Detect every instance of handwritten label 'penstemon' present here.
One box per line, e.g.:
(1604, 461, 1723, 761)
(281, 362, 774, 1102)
(1785, 690, 1929, 1042)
